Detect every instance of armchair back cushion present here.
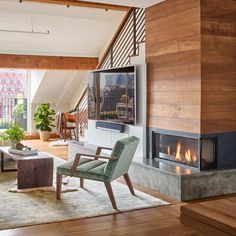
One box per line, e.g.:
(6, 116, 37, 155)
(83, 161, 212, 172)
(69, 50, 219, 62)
(104, 136, 139, 181)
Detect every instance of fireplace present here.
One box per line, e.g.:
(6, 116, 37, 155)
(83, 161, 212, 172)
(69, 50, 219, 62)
(153, 133, 216, 170)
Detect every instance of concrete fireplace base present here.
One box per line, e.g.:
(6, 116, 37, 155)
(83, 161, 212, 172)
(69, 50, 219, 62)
(68, 142, 236, 201)
(129, 160, 236, 201)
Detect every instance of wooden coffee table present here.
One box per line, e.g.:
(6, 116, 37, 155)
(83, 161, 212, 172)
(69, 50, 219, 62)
(0, 146, 53, 189)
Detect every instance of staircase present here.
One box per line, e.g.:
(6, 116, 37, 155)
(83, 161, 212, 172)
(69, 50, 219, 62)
(75, 89, 88, 138)
(99, 7, 145, 69)
(75, 7, 146, 140)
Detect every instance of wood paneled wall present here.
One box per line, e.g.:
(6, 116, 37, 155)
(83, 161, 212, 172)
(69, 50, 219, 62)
(201, 0, 236, 133)
(0, 54, 98, 70)
(146, 0, 201, 134)
(146, 0, 236, 134)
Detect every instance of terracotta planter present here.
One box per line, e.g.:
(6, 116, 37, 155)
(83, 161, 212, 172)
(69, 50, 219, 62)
(39, 131, 50, 141)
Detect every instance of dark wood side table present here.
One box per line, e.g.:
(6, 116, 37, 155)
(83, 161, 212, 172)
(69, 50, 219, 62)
(0, 147, 53, 189)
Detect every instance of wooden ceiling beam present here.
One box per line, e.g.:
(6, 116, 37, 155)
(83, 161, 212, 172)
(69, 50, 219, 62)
(0, 54, 98, 70)
(21, 0, 130, 11)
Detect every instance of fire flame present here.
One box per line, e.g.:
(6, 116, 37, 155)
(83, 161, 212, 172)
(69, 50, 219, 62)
(192, 154, 197, 162)
(175, 142, 181, 161)
(172, 142, 198, 164)
(167, 145, 170, 156)
(185, 149, 191, 163)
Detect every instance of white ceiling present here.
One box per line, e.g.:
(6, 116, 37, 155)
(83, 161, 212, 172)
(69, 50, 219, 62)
(79, 0, 165, 8)
(0, 0, 125, 57)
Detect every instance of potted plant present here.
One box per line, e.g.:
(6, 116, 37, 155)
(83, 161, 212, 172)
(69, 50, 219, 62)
(33, 103, 56, 141)
(0, 123, 25, 148)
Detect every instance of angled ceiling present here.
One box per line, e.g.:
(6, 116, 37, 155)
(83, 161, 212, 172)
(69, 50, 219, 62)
(79, 0, 165, 8)
(32, 70, 87, 104)
(0, 0, 125, 57)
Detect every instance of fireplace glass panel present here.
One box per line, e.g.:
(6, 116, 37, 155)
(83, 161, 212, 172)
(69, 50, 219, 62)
(157, 134, 199, 168)
(201, 138, 216, 170)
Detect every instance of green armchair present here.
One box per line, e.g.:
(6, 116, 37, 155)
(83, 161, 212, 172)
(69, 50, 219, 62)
(56, 136, 140, 209)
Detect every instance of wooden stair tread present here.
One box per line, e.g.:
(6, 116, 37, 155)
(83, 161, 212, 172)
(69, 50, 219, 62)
(181, 197, 236, 236)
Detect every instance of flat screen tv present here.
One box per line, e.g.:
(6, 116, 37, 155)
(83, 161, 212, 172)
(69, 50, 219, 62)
(88, 65, 136, 125)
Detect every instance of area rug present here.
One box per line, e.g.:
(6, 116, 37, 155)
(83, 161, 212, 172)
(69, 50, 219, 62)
(49, 139, 74, 146)
(0, 153, 169, 230)
(49, 137, 86, 147)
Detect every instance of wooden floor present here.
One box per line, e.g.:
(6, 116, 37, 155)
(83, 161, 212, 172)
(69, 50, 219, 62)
(181, 197, 236, 236)
(0, 139, 234, 236)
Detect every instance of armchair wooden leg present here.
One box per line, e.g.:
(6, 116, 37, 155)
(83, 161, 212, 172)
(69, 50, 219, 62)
(80, 178, 84, 188)
(56, 174, 62, 200)
(123, 173, 135, 195)
(64, 128, 66, 142)
(104, 182, 117, 210)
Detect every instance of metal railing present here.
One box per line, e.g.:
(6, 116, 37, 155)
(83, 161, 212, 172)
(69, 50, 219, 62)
(76, 89, 88, 140)
(74, 8, 145, 139)
(99, 7, 145, 69)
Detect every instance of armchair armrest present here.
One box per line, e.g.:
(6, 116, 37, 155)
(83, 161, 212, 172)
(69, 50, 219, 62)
(95, 146, 113, 157)
(70, 152, 118, 176)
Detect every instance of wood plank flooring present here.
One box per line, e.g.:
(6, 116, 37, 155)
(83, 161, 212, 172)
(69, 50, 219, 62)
(0, 139, 234, 236)
(181, 197, 236, 236)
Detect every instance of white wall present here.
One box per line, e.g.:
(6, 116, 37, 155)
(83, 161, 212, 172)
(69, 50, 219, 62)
(87, 42, 147, 159)
(87, 62, 147, 160)
(87, 119, 145, 159)
(30, 70, 45, 102)
(69, 71, 88, 110)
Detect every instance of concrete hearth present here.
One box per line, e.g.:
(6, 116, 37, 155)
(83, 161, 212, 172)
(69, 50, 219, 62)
(129, 158, 236, 201)
(69, 142, 236, 201)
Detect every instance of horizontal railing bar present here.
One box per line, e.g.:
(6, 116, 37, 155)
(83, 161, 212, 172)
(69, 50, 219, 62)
(136, 28, 145, 43)
(136, 15, 145, 31)
(113, 28, 134, 55)
(98, 7, 145, 70)
(112, 18, 134, 53)
(101, 57, 110, 69)
(135, 15, 145, 35)
(113, 38, 134, 67)
(79, 99, 87, 108)
(113, 36, 133, 60)
(115, 48, 133, 68)
(97, 8, 134, 69)
(116, 46, 134, 67)
(112, 10, 134, 47)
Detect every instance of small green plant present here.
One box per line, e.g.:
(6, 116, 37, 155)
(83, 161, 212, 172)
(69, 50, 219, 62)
(14, 103, 24, 116)
(13, 98, 27, 129)
(33, 103, 56, 132)
(0, 123, 25, 143)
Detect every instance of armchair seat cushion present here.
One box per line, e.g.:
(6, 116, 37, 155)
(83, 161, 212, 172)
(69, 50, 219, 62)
(57, 157, 109, 182)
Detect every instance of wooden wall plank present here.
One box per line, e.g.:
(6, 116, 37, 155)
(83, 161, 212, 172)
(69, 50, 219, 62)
(201, 0, 236, 133)
(148, 117, 201, 134)
(148, 104, 200, 120)
(0, 54, 98, 70)
(146, 0, 200, 22)
(146, 0, 201, 133)
(146, 0, 236, 134)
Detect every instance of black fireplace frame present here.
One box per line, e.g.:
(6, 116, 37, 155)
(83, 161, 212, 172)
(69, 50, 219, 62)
(153, 133, 201, 168)
(146, 128, 236, 171)
(152, 131, 217, 170)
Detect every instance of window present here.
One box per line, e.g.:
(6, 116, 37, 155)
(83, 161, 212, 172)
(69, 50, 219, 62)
(0, 69, 28, 130)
